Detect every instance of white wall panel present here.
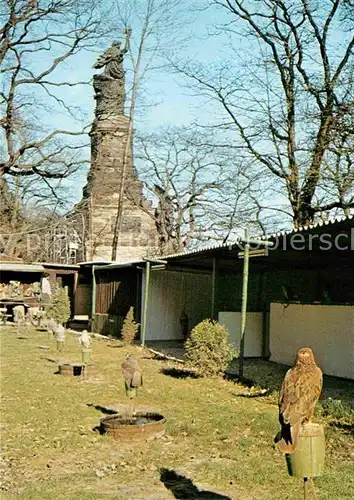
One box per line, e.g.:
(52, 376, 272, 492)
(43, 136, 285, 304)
(144, 270, 212, 341)
(270, 302, 354, 379)
(218, 312, 263, 357)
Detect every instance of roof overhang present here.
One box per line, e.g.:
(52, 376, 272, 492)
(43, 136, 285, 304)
(0, 263, 45, 273)
(41, 263, 79, 270)
(78, 261, 113, 267)
(97, 260, 145, 271)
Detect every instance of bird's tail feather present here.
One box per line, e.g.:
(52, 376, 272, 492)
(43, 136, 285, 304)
(275, 422, 300, 454)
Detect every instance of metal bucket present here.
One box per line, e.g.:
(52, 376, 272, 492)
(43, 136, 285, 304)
(286, 423, 325, 478)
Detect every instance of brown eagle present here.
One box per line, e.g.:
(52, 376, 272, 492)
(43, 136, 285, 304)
(274, 347, 322, 454)
(121, 354, 143, 399)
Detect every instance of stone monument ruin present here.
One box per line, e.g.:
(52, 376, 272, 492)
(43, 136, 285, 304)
(76, 31, 157, 262)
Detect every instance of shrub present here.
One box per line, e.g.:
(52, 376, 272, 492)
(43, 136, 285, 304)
(121, 306, 139, 345)
(185, 319, 238, 377)
(46, 288, 71, 325)
(317, 398, 354, 425)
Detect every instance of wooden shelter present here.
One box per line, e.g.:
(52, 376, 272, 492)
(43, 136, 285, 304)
(0, 259, 79, 320)
(85, 215, 354, 378)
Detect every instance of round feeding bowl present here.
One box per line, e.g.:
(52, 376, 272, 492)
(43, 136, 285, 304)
(100, 412, 166, 442)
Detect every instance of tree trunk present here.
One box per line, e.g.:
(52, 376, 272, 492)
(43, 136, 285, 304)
(293, 202, 315, 228)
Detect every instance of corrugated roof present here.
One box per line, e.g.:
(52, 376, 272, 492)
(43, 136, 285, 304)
(259, 213, 353, 240)
(159, 241, 243, 260)
(159, 213, 354, 260)
(0, 263, 45, 273)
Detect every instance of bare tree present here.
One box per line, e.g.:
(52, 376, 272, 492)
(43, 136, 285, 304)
(171, 0, 354, 228)
(0, 210, 84, 263)
(0, 0, 104, 203)
(317, 99, 354, 215)
(135, 127, 258, 253)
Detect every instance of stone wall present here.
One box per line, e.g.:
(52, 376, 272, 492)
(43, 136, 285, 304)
(80, 114, 158, 262)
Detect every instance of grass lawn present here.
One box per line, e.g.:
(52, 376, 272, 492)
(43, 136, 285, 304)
(1, 326, 353, 499)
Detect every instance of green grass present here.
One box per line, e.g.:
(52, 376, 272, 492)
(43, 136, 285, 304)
(1, 326, 353, 499)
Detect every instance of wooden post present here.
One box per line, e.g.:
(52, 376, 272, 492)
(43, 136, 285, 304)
(57, 340, 64, 352)
(141, 261, 150, 347)
(81, 348, 91, 380)
(285, 423, 325, 499)
(237, 235, 273, 376)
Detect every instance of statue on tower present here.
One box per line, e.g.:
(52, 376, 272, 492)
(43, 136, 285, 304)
(93, 29, 131, 118)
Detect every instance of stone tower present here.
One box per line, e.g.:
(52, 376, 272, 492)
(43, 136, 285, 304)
(78, 37, 157, 262)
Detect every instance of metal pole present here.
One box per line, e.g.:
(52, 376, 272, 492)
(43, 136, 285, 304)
(304, 477, 309, 500)
(239, 230, 250, 378)
(91, 265, 96, 330)
(141, 261, 150, 347)
(211, 257, 216, 319)
(73, 270, 78, 318)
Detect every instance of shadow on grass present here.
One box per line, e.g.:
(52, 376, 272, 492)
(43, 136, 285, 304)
(225, 373, 272, 399)
(232, 389, 270, 399)
(227, 360, 354, 413)
(161, 367, 200, 379)
(92, 423, 105, 434)
(328, 421, 354, 434)
(160, 468, 231, 499)
(88, 404, 119, 435)
(87, 403, 119, 415)
(224, 373, 255, 388)
(43, 357, 56, 363)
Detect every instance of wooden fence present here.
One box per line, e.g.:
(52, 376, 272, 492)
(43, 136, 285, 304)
(92, 313, 124, 337)
(95, 278, 121, 315)
(74, 284, 91, 316)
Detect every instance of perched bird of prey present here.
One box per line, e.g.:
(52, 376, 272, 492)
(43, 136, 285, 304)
(78, 330, 91, 349)
(274, 347, 322, 454)
(121, 354, 143, 399)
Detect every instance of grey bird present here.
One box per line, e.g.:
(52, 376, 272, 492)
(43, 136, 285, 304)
(121, 354, 143, 399)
